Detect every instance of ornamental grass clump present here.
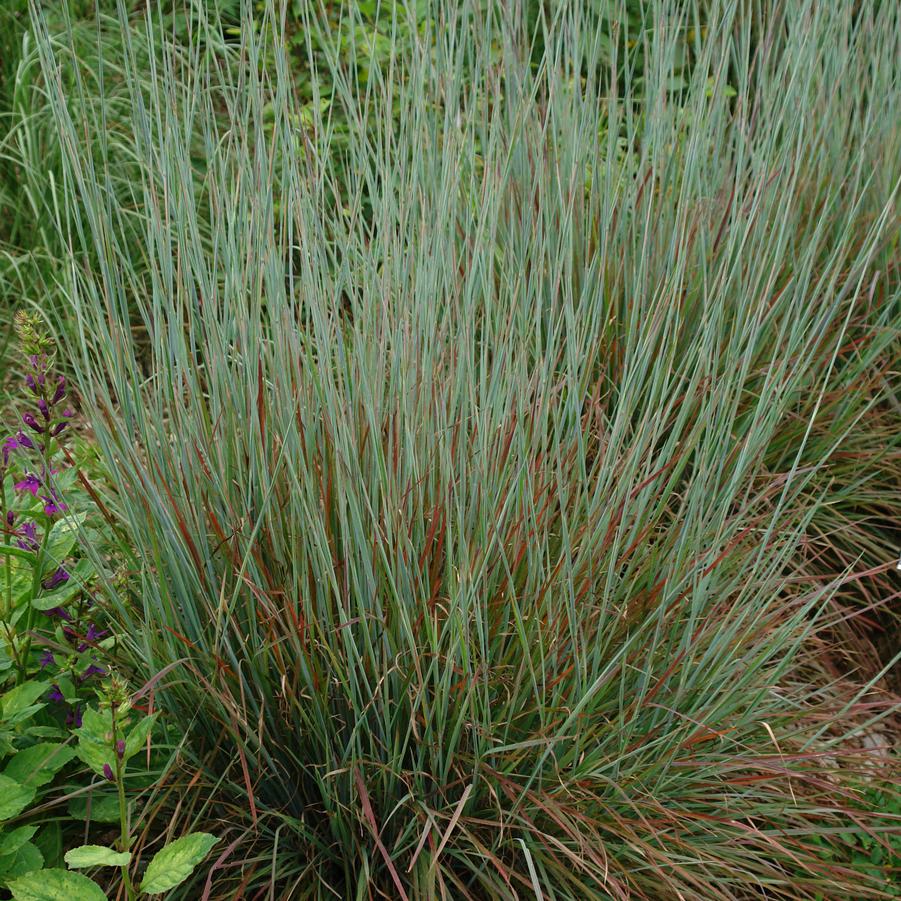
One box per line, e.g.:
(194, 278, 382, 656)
(32, 0, 900, 897)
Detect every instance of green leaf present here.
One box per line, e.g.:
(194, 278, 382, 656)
(33, 560, 96, 611)
(67, 795, 121, 824)
(0, 546, 37, 565)
(73, 707, 114, 776)
(0, 842, 43, 885)
(0, 826, 37, 858)
(8, 868, 107, 900)
(1, 682, 50, 721)
(4, 743, 76, 788)
(139, 833, 219, 895)
(43, 514, 87, 571)
(123, 713, 157, 761)
(64, 845, 131, 869)
(0, 776, 36, 821)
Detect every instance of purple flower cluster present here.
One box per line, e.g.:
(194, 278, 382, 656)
(2, 348, 107, 728)
(3, 357, 73, 517)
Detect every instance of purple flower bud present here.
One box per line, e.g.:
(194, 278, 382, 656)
(79, 663, 107, 682)
(14, 474, 41, 496)
(47, 684, 65, 704)
(2, 436, 16, 466)
(5, 510, 14, 527)
(52, 377, 66, 404)
(62, 408, 74, 419)
(85, 624, 107, 642)
(42, 497, 68, 516)
(42, 567, 70, 590)
(116, 740, 125, 758)
(22, 412, 45, 434)
(16, 521, 39, 551)
(25, 373, 39, 394)
(39, 650, 56, 669)
(51, 422, 69, 437)
(103, 763, 115, 782)
(44, 606, 73, 622)
(37, 398, 50, 420)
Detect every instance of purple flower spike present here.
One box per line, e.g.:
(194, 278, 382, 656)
(22, 412, 44, 434)
(42, 567, 70, 591)
(39, 650, 56, 669)
(47, 684, 65, 704)
(52, 377, 66, 404)
(14, 474, 41, 496)
(103, 763, 115, 782)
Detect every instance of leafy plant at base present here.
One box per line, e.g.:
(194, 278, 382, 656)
(0, 318, 218, 898)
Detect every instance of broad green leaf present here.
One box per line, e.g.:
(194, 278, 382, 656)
(4, 743, 76, 788)
(33, 821, 62, 871)
(33, 560, 96, 611)
(139, 833, 219, 895)
(73, 707, 114, 776)
(0, 776, 35, 821)
(42, 514, 87, 571)
(0, 826, 37, 858)
(1, 682, 49, 720)
(0, 842, 43, 885)
(8, 868, 107, 900)
(67, 795, 120, 824)
(0, 546, 37, 565)
(64, 845, 131, 869)
(123, 713, 157, 761)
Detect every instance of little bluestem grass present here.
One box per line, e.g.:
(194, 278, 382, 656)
(30, 0, 901, 897)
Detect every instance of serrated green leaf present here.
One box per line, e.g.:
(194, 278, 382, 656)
(0, 776, 36, 822)
(4, 743, 76, 788)
(8, 868, 107, 900)
(64, 845, 131, 869)
(139, 833, 219, 895)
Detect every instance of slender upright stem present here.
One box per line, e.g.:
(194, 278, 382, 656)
(111, 702, 135, 901)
